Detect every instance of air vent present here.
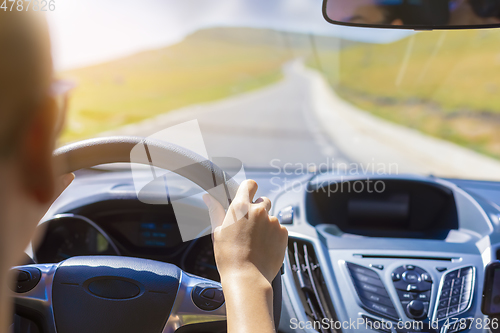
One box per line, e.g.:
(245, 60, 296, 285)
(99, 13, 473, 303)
(288, 238, 339, 333)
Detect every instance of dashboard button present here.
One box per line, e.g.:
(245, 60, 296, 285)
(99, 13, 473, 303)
(452, 286, 462, 296)
(192, 285, 225, 311)
(460, 267, 473, 277)
(421, 273, 432, 282)
(347, 263, 379, 279)
(443, 280, 452, 289)
(460, 291, 471, 302)
(441, 288, 451, 298)
(445, 271, 459, 281)
(17, 271, 30, 282)
(360, 292, 394, 307)
(436, 267, 447, 272)
(277, 206, 294, 225)
(403, 272, 421, 283)
(458, 302, 469, 312)
(437, 309, 448, 319)
(213, 289, 224, 302)
(406, 284, 418, 291)
(362, 300, 399, 320)
(371, 264, 384, 270)
(201, 288, 215, 299)
(450, 295, 460, 306)
(438, 299, 449, 309)
(397, 290, 416, 301)
(417, 291, 431, 301)
(10, 268, 41, 293)
(463, 274, 473, 283)
(448, 305, 459, 315)
(462, 281, 472, 292)
(405, 265, 415, 270)
(357, 282, 389, 297)
(352, 273, 385, 288)
(392, 272, 401, 281)
(406, 300, 426, 319)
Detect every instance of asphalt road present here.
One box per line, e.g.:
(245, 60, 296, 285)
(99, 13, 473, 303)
(104, 60, 351, 171)
(103, 60, 500, 180)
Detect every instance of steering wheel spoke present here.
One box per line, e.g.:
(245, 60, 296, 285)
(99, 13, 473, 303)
(11, 264, 58, 333)
(164, 271, 226, 333)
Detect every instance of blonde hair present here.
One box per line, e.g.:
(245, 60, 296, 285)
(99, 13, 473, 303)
(0, 11, 52, 157)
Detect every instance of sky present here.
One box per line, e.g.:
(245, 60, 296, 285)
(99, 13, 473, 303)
(46, 0, 412, 70)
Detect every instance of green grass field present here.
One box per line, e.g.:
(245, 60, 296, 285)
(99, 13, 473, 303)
(58, 28, 293, 144)
(311, 29, 500, 159)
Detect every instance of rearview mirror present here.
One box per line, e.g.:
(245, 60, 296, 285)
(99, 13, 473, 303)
(323, 0, 500, 30)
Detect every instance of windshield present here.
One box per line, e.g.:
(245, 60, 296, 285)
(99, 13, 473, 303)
(48, 0, 500, 180)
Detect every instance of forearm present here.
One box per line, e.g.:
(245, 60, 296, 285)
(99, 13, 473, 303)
(221, 271, 275, 333)
(0, 263, 12, 333)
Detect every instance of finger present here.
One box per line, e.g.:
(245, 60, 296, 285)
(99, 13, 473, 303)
(234, 179, 258, 204)
(53, 173, 75, 200)
(269, 215, 280, 224)
(62, 173, 75, 188)
(254, 196, 271, 213)
(203, 194, 226, 232)
(230, 180, 258, 222)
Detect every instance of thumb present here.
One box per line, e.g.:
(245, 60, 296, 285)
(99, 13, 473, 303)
(203, 194, 226, 232)
(52, 173, 75, 201)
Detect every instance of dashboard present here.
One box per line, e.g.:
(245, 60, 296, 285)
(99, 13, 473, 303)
(34, 166, 500, 333)
(36, 199, 220, 282)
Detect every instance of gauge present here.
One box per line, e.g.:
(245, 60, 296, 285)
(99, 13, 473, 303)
(182, 235, 220, 282)
(34, 214, 120, 263)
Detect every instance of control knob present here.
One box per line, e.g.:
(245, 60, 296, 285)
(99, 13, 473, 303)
(407, 300, 426, 319)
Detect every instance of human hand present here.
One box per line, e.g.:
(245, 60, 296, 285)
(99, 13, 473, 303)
(203, 179, 288, 285)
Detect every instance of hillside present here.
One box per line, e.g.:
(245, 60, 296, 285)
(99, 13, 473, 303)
(59, 27, 302, 143)
(312, 29, 500, 159)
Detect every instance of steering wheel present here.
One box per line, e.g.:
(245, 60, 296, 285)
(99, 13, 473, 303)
(11, 136, 282, 333)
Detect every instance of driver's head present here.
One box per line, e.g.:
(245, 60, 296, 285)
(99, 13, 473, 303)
(339, 0, 403, 25)
(326, 0, 401, 25)
(349, 4, 403, 25)
(0, 11, 59, 268)
(0, 11, 53, 154)
(334, 0, 450, 26)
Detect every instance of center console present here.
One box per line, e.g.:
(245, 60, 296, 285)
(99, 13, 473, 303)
(276, 175, 494, 333)
(345, 261, 476, 326)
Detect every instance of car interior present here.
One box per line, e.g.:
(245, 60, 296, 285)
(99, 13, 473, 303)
(9, 0, 500, 333)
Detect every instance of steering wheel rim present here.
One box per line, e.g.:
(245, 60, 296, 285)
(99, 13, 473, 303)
(53, 136, 239, 210)
(12, 136, 282, 333)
